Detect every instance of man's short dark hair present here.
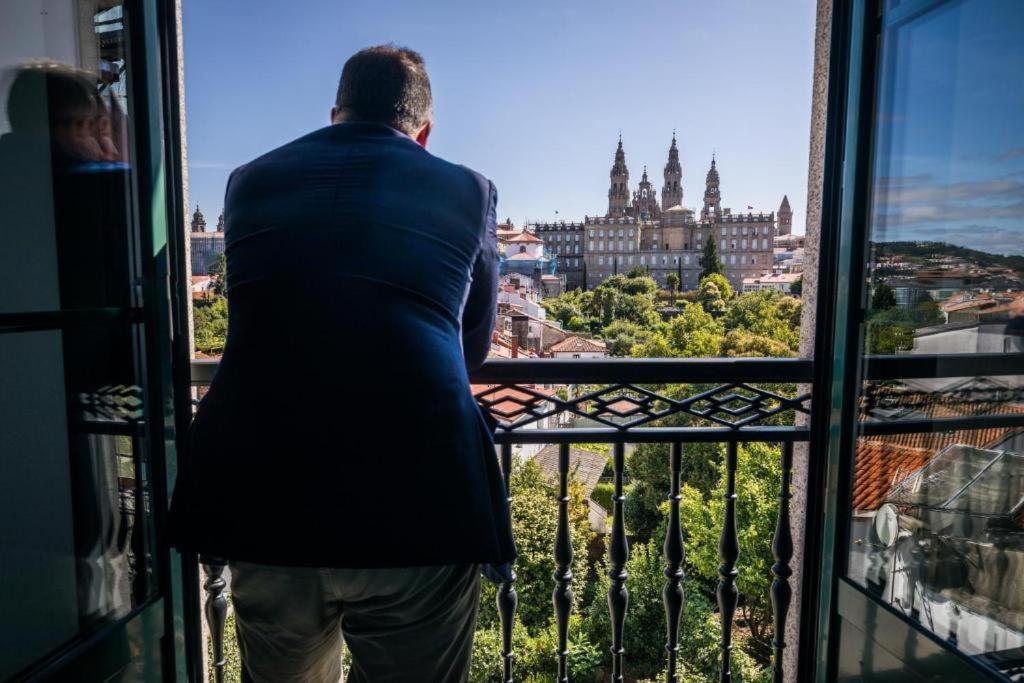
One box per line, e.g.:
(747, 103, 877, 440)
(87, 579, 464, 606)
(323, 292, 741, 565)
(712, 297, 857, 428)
(334, 45, 432, 134)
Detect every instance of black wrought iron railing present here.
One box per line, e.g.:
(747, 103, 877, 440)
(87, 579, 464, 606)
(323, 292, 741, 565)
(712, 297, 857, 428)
(190, 357, 813, 683)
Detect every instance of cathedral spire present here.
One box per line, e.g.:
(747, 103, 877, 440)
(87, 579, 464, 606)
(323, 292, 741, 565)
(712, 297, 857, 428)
(607, 134, 631, 217)
(191, 204, 207, 233)
(633, 164, 660, 220)
(662, 130, 683, 209)
(702, 156, 722, 220)
(777, 194, 793, 235)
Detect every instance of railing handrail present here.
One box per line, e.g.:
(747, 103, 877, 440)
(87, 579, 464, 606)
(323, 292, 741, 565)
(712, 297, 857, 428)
(864, 352, 1024, 380)
(192, 352, 1024, 387)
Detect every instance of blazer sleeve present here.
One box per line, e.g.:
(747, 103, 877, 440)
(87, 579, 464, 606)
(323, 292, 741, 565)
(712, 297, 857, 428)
(461, 180, 499, 372)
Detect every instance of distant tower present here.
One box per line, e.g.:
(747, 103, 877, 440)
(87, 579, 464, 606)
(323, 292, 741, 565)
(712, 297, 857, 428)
(661, 132, 683, 209)
(777, 195, 793, 235)
(701, 156, 722, 221)
(216, 211, 225, 233)
(607, 135, 631, 217)
(191, 205, 207, 233)
(632, 166, 660, 220)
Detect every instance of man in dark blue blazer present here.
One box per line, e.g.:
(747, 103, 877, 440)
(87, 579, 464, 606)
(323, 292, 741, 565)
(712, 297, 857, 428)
(168, 45, 514, 682)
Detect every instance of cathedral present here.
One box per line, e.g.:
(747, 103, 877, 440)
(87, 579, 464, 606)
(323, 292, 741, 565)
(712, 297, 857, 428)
(533, 134, 792, 291)
(189, 205, 226, 276)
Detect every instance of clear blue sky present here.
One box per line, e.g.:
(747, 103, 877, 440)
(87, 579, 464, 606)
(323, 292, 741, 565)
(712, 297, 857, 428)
(183, 0, 816, 233)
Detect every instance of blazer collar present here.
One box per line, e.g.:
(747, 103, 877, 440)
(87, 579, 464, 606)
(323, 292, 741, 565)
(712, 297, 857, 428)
(330, 121, 411, 140)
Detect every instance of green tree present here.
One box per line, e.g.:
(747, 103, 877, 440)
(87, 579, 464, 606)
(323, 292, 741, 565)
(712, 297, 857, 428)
(679, 442, 782, 662)
(866, 320, 914, 354)
(471, 615, 602, 683)
(542, 289, 590, 328)
(701, 272, 734, 300)
(700, 234, 724, 279)
(697, 280, 728, 318)
(208, 252, 228, 297)
(870, 282, 897, 310)
(630, 332, 675, 358)
(666, 303, 724, 357)
(477, 461, 594, 632)
(790, 275, 803, 296)
(623, 441, 723, 543)
(602, 320, 646, 356)
(722, 290, 801, 352)
(585, 539, 768, 681)
(193, 296, 228, 355)
(665, 271, 680, 294)
(721, 330, 795, 358)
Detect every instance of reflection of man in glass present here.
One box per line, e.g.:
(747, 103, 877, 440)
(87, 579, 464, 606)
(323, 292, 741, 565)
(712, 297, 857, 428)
(1, 61, 137, 626)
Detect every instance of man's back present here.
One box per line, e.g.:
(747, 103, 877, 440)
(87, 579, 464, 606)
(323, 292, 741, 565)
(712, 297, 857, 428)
(169, 122, 514, 568)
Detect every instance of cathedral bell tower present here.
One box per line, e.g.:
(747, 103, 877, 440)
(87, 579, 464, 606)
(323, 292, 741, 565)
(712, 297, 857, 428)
(632, 166, 660, 220)
(607, 135, 631, 218)
(777, 195, 792, 235)
(701, 156, 722, 221)
(661, 132, 683, 209)
(191, 205, 207, 233)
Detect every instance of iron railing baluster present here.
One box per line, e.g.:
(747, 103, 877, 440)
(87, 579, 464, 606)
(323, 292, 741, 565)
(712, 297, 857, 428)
(717, 442, 739, 683)
(188, 359, 825, 682)
(553, 443, 574, 683)
(201, 557, 228, 683)
(497, 443, 518, 683)
(771, 441, 794, 683)
(608, 441, 630, 683)
(663, 441, 685, 683)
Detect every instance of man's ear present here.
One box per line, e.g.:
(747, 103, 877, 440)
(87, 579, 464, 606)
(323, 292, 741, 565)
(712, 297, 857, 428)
(330, 106, 338, 124)
(414, 121, 432, 148)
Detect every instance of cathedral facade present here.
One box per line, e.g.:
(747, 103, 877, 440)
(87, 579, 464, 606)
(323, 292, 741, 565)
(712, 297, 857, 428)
(190, 206, 226, 276)
(534, 135, 792, 292)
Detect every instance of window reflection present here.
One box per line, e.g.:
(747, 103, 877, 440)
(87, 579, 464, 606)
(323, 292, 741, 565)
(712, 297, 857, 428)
(0, 2, 154, 678)
(848, 0, 1024, 678)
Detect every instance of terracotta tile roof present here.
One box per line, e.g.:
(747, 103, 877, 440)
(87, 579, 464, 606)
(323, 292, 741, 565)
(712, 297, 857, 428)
(852, 397, 1024, 511)
(507, 252, 546, 261)
(852, 441, 935, 511)
(596, 398, 646, 418)
(864, 399, 1024, 452)
(472, 384, 555, 421)
(489, 331, 537, 358)
(549, 335, 607, 354)
(504, 231, 544, 244)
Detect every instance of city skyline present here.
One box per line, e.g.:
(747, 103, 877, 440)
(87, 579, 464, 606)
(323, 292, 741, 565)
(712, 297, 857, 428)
(183, 0, 817, 234)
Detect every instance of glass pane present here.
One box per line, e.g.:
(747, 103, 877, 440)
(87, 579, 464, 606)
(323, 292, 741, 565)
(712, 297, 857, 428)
(0, 2, 155, 678)
(847, 0, 1024, 678)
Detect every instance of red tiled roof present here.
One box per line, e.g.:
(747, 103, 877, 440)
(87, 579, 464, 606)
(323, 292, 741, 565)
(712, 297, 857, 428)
(865, 400, 1024, 452)
(851, 442, 934, 511)
(504, 231, 543, 243)
(549, 335, 607, 354)
(852, 398, 1024, 511)
(471, 384, 556, 421)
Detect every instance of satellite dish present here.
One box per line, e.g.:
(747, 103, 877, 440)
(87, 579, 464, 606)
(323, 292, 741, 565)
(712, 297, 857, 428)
(873, 503, 900, 547)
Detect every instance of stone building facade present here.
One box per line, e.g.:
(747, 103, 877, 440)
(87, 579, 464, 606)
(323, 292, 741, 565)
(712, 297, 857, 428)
(534, 135, 788, 292)
(532, 221, 585, 290)
(189, 206, 225, 276)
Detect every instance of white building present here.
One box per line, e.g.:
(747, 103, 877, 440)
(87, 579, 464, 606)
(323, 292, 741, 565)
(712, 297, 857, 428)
(548, 335, 608, 359)
(742, 273, 801, 294)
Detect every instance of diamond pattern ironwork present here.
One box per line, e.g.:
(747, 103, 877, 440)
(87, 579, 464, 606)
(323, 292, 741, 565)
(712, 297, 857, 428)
(473, 381, 811, 431)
